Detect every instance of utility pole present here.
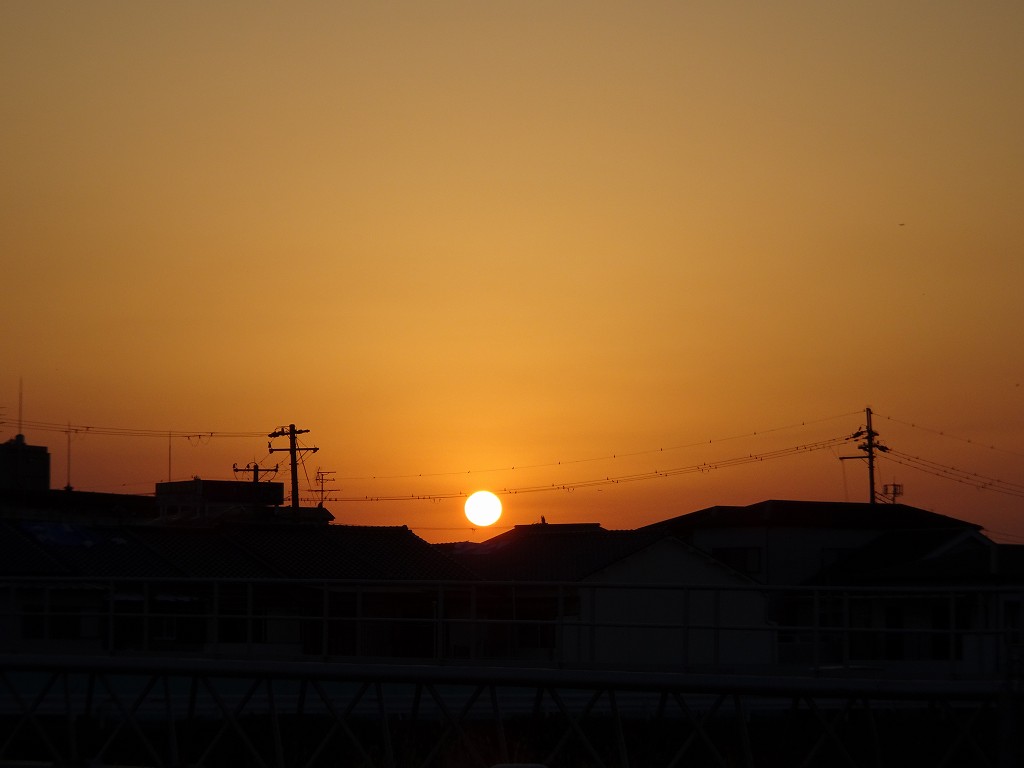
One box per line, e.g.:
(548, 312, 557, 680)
(840, 406, 889, 504)
(268, 424, 318, 510)
(233, 461, 279, 484)
(864, 407, 878, 504)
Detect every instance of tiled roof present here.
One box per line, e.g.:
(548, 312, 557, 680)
(0, 520, 70, 576)
(17, 521, 181, 578)
(227, 524, 474, 580)
(643, 499, 980, 532)
(1, 521, 475, 581)
(129, 526, 276, 579)
(445, 523, 667, 581)
(0, 488, 158, 523)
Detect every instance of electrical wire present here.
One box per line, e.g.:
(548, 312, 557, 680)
(336, 410, 862, 481)
(9, 409, 1022, 509)
(875, 412, 1024, 459)
(882, 448, 1024, 499)
(332, 434, 857, 502)
(1, 418, 264, 440)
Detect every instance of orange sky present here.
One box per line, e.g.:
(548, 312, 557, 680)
(3, 2, 1022, 543)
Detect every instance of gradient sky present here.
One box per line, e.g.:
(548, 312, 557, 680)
(3, 2, 1022, 542)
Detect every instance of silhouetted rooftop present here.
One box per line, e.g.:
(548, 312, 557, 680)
(0, 520, 474, 581)
(643, 499, 982, 532)
(442, 523, 669, 581)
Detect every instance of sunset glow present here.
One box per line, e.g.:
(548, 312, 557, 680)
(464, 491, 502, 528)
(2, 3, 1022, 543)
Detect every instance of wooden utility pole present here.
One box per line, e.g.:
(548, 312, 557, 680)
(268, 424, 318, 510)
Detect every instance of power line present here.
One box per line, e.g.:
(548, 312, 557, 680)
(8, 409, 1022, 509)
(337, 410, 862, 481)
(882, 448, 1024, 499)
(333, 434, 857, 503)
(1, 418, 264, 440)
(875, 412, 1024, 459)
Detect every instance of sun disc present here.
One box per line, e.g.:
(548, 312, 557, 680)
(465, 490, 502, 527)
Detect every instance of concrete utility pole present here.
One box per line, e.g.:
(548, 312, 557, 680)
(268, 424, 318, 510)
(864, 407, 878, 504)
(841, 406, 888, 504)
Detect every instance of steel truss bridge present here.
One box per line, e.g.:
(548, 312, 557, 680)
(1, 653, 1021, 768)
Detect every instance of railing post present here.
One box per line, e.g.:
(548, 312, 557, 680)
(948, 590, 956, 675)
(211, 581, 219, 649)
(321, 581, 329, 661)
(246, 581, 253, 658)
(556, 584, 564, 666)
(107, 581, 115, 653)
(714, 588, 721, 670)
(435, 584, 444, 662)
(355, 585, 363, 657)
(842, 591, 850, 668)
(143, 582, 150, 652)
(470, 584, 477, 661)
(812, 589, 820, 670)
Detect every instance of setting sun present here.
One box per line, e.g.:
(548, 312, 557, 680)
(464, 490, 502, 527)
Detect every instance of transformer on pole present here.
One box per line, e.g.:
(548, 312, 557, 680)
(268, 424, 318, 510)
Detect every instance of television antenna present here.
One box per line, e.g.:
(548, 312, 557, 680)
(312, 468, 337, 507)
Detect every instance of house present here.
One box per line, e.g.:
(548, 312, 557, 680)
(642, 499, 984, 585)
(0, 518, 475, 659)
(0, 434, 50, 492)
(443, 522, 772, 670)
(643, 500, 1020, 675)
(2, 492, 1021, 678)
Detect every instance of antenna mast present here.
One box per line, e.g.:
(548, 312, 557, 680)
(268, 424, 318, 510)
(313, 468, 337, 507)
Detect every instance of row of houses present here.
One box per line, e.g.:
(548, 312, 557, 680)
(2, 433, 1023, 678)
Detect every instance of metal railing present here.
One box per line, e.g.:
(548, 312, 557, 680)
(2, 577, 1022, 680)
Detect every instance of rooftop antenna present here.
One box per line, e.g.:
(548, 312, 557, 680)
(65, 421, 73, 490)
(883, 482, 904, 504)
(18, 377, 24, 436)
(313, 468, 336, 507)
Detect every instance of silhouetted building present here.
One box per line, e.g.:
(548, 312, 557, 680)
(156, 477, 292, 522)
(642, 499, 984, 585)
(0, 434, 50, 492)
